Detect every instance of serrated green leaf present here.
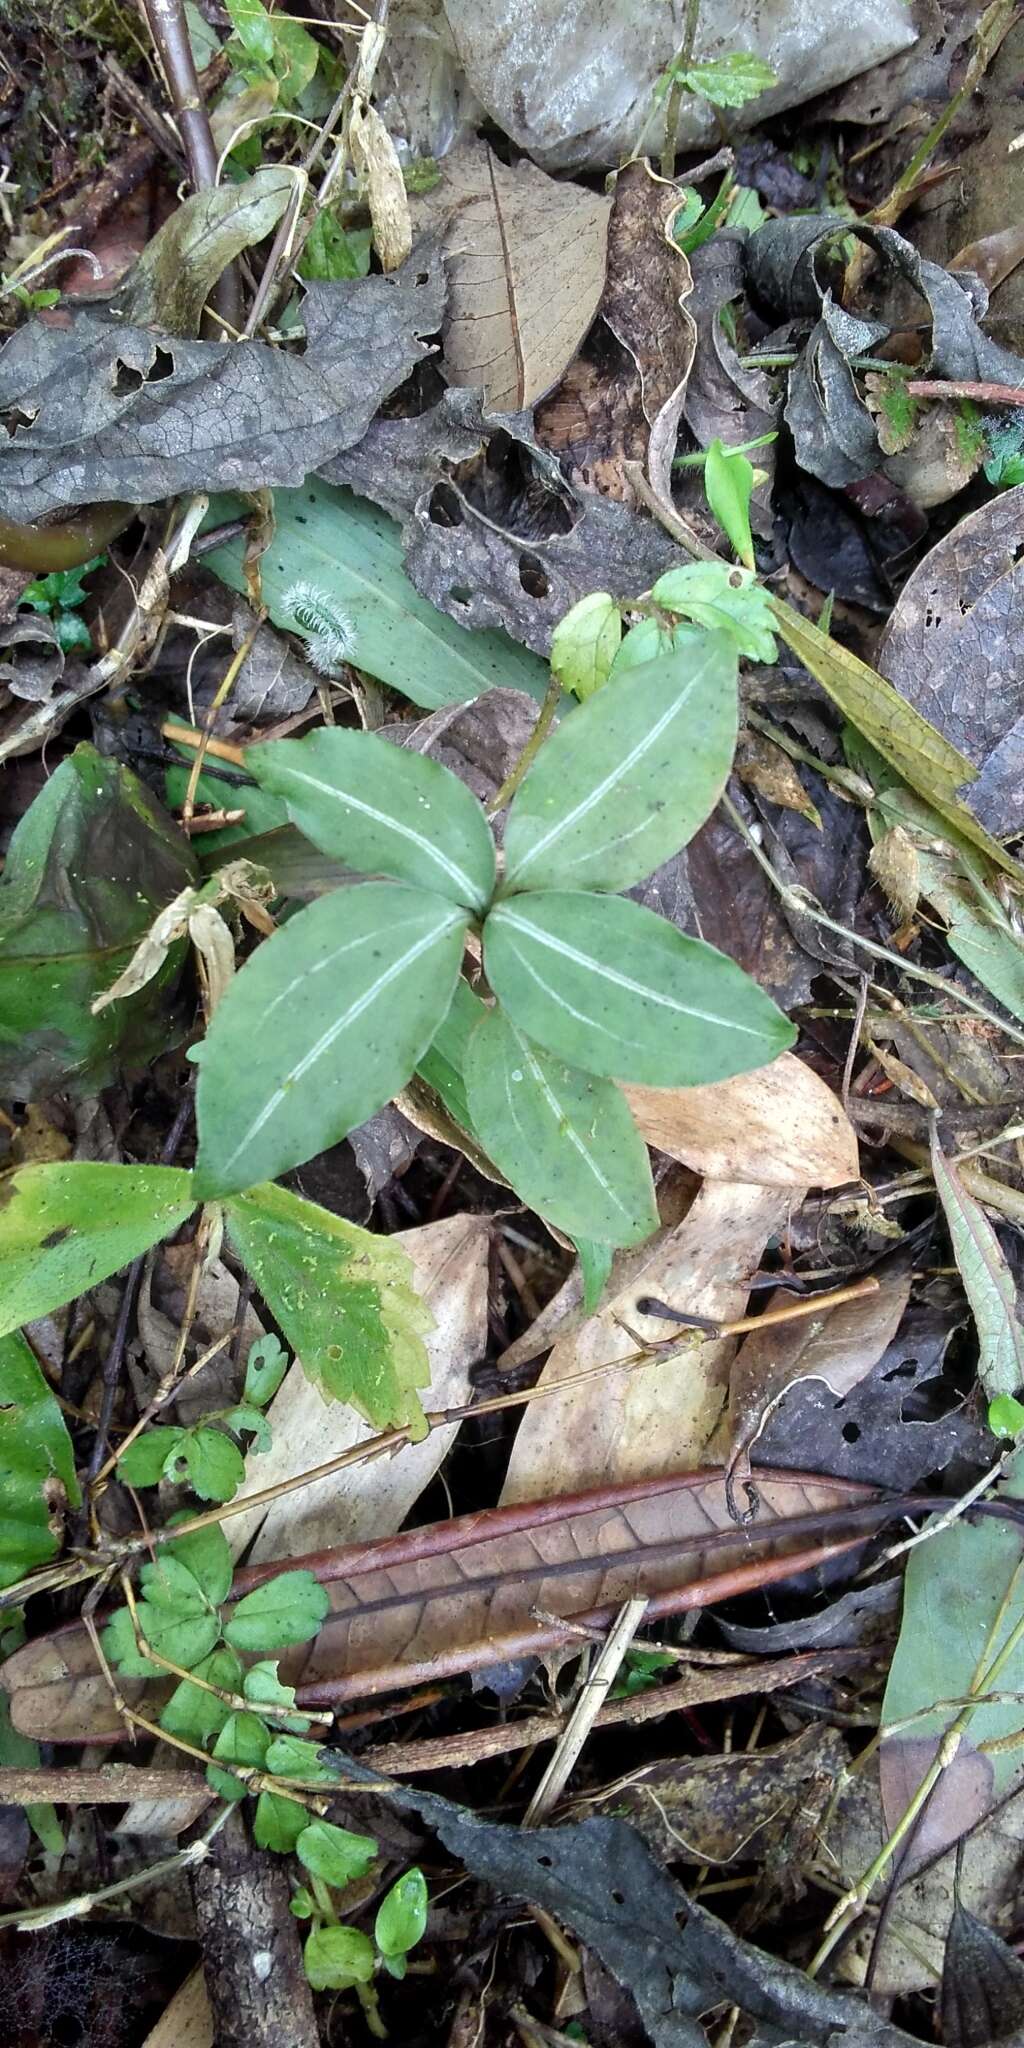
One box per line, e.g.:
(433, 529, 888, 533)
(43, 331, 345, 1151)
(772, 600, 1024, 884)
(103, 1598, 221, 1676)
(247, 728, 496, 910)
(550, 592, 622, 701)
(160, 1647, 244, 1748)
(703, 440, 756, 569)
(304, 1924, 376, 1990)
(194, 881, 468, 1195)
(176, 1428, 246, 1504)
(464, 1006, 658, 1247)
(0, 1330, 80, 1591)
(243, 1660, 306, 1730)
(931, 1126, 1024, 1402)
(0, 744, 197, 1098)
(204, 480, 550, 713)
(0, 1164, 197, 1340)
(139, 1554, 210, 1614)
(164, 1516, 234, 1606)
(485, 891, 793, 1086)
(255, 1789, 310, 1851)
(117, 1427, 186, 1488)
(243, 1334, 289, 1408)
(502, 635, 737, 893)
(651, 563, 777, 664)
(264, 1733, 339, 1784)
(225, 1569, 329, 1652)
(101, 1605, 162, 1678)
(225, 1180, 433, 1432)
(678, 51, 776, 108)
(223, 1403, 273, 1451)
(375, 1868, 428, 1957)
(296, 1819, 378, 1887)
(207, 1708, 270, 1801)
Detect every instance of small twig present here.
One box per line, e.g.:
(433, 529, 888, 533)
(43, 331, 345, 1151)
(487, 668, 562, 815)
(0, 1765, 210, 1806)
(905, 378, 1024, 404)
(0, 1806, 233, 1932)
(523, 1598, 649, 1823)
(661, 0, 702, 182)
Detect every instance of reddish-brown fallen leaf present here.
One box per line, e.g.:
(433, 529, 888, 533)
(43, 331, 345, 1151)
(2, 1471, 888, 1742)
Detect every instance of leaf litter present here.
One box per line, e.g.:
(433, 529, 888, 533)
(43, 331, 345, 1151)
(2, 3, 1024, 2045)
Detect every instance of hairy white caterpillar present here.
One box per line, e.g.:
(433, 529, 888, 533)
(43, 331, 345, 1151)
(281, 581, 357, 676)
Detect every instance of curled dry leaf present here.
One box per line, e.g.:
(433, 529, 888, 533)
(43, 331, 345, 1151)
(726, 1269, 912, 1472)
(225, 1212, 488, 1562)
(2, 1469, 879, 1738)
(624, 1052, 859, 1190)
(408, 140, 612, 409)
(500, 1180, 793, 1502)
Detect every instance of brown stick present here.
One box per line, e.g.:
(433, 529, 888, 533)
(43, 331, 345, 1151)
(139, 0, 240, 330)
(0, 1765, 210, 1806)
(905, 378, 1024, 404)
(192, 1807, 319, 2048)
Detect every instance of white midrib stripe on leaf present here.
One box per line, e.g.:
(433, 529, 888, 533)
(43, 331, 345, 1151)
(221, 905, 464, 1179)
(494, 906, 766, 1037)
(274, 762, 484, 907)
(504, 1023, 633, 1225)
(508, 662, 703, 881)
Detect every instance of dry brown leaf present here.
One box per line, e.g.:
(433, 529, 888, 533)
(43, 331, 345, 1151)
(227, 1212, 488, 1562)
(624, 1054, 859, 1191)
(500, 1181, 792, 1503)
(725, 1270, 912, 1472)
(409, 140, 611, 408)
(735, 730, 821, 827)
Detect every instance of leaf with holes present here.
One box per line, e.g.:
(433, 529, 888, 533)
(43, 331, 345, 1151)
(484, 891, 794, 1086)
(194, 882, 468, 1195)
(464, 1005, 658, 1246)
(247, 728, 496, 910)
(502, 634, 737, 893)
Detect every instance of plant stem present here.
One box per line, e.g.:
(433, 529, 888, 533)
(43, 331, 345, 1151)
(140, 0, 240, 330)
(661, 0, 702, 181)
(486, 667, 562, 815)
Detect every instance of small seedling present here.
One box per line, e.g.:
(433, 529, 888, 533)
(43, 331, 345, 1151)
(19, 556, 105, 655)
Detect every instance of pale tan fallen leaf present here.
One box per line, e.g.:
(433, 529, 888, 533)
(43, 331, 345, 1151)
(142, 1968, 213, 2048)
(725, 1268, 911, 1471)
(501, 1181, 792, 1503)
(227, 1212, 488, 1561)
(409, 140, 611, 408)
(624, 1053, 859, 1190)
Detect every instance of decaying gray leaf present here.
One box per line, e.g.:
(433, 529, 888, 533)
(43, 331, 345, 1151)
(326, 384, 678, 654)
(408, 139, 611, 408)
(876, 488, 1024, 837)
(0, 614, 65, 702)
(0, 243, 446, 521)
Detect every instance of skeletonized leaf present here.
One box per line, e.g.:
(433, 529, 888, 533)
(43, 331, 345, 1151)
(463, 1005, 658, 1247)
(0, 1164, 197, 1338)
(194, 881, 468, 1196)
(930, 1125, 1024, 1401)
(623, 1053, 859, 1189)
(502, 633, 737, 892)
(484, 890, 793, 1085)
(247, 728, 495, 910)
(224, 1180, 434, 1432)
(0, 1330, 80, 1591)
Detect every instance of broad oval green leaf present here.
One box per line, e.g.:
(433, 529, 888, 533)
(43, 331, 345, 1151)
(304, 1924, 376, 1990)
(0, 1329, 80, 1591)
(550, 591, 622, 701)
(225, 1180, 432, 1432)
(194, 881, 469, 1196)
(224, 1569, 330, 1652)
(502, 634, 737, 893)
(0, 1164, 198, 1339)
(464, 1006, 658, 1247)
(254, 1789, 308, 1851)
(296, 1819, 377, 1887)
(247, 728, 496, 910)
(484, 891, 794, 1086)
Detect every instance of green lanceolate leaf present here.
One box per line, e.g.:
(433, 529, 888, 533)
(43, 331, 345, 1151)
(375, 1868, 428, 1958)
(0, 744, 197, 1099)
(113, 169, 295, 339)
(703, 440, 756, 569)
(651, 563, 777, 664)
(0, 1164, 197, 1339)
(194, 881, 469, 1195)
(484, 891, 794, 1086)
(464, 1006, 658, 1247)
(931, 1125, 1024, 1402)
(0, 1330, 80, 1591)
(502, 635, 737, 894)
(247, 728, 496, 911)
(550, 592, 622, 701)
(296, 1819, 378, 1886)
(575, 1237, 613, 1315)
(225, 1180, 432, 1431)
(204, 480, 550, 713)
(224, 1569, 330, 1652)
